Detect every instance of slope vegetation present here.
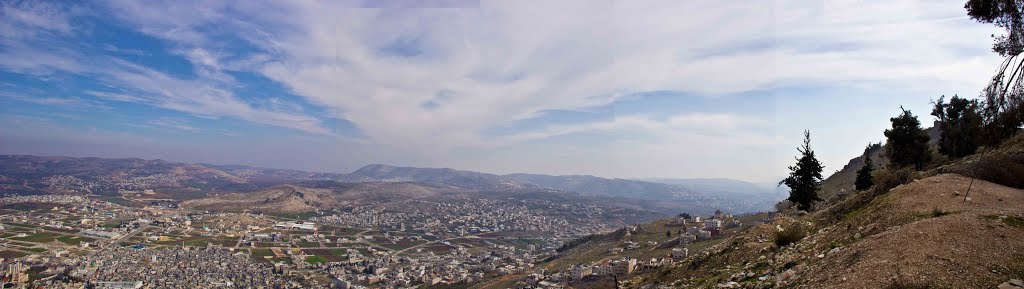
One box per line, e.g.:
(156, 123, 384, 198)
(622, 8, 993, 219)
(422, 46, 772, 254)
(620, 133, 1024, 288)
(624, 174, 1023, 289)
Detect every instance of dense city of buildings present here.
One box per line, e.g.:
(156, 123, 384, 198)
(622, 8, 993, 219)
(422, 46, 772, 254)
(311, 199, 620, 238)
(2, 193, 737, 288)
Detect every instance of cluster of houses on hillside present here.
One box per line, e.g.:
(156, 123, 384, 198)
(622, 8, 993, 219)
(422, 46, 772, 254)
(527, 210, 750, 288)
(665, 210, 742, 244)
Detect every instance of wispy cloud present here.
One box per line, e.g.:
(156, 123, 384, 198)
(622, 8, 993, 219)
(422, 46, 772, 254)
(0, 0, 1007, 180)
(0, 3, 334, 135)
(102, 44, 148, 56)
(0, 1, 75, 38)
(90, 0, 1000, 153)
(0, 91, 110, 110)
(147, 117, 201, 132)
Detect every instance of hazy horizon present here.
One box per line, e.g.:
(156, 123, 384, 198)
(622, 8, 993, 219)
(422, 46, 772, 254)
(0, 0, 1004, 183)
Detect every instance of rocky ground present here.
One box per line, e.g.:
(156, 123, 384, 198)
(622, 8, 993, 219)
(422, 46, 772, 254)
(630, 173, 1024, 289)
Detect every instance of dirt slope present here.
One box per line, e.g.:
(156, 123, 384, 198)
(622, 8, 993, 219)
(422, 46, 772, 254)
(633, 173, 1023, 288)
(793, 174, 1024, 288)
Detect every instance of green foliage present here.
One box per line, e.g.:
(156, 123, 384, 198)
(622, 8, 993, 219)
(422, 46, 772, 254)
(780, 130, 823, 211)
(854, 145, 875, 191)
(964, 0, 1023, 57)
(932, 95, 984, 158)
(978, 75, 1024, 146)
(773, 223, 806, 248)
(966, 0, 1024, 146)
(884, 108, 932, 169)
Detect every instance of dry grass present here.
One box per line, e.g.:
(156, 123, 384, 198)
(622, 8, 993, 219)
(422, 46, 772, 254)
(774, 223, 806, 248)
(939, 133, 1024, 189)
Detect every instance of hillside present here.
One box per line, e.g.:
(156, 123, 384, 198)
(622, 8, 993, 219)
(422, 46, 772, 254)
(180, 182, 466, 213)
(0, 155, 249, 195)
(344, 164, 531, 191)
(640, 177, 787, 198)
(352, 165, 782, 214)
(793, 174, 1023, 288)
(530, 173, 1022, 289)
(628, 174, 1024, 288)
(536, 133, 1024, 289)
(0, 156, 783, 214)
(506, 173, 685, 200)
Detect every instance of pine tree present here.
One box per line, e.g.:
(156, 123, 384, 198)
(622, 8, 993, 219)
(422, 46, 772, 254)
(854, 145, 875, 191)
(932, 95, 983, 158)
(884, 108, 932, 169)
(780, 130, 824, 211)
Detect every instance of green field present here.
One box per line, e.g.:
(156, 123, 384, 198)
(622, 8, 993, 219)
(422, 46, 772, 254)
(306, 248, 347, 262)
(305, 255, 327, 264)
(383, 239, 427, 250)
(250, 248, 274, 257)
(216, 237, 239, 246)
(11, 232, 57, 243)
(56, 235, 95, 245)
(0, 250, 27, 259)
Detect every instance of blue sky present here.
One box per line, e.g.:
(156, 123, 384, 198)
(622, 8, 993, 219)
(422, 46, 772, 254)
(0, 0, 1004, 182)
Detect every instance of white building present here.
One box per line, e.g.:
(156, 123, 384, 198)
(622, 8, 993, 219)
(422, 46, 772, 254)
(671, 248, 688, 259)
(704, 219, 723, 229)
(273, 221, 317, 231)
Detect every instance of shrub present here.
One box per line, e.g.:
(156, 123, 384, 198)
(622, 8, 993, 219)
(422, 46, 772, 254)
(1004, 216, 1024, 229)
(774, 223, 807, 248)
(872, 167, 916, 193)
(775, 200, 794, 212)
(946, 133, 1024, 189)
(929, 207, 952, 218)
(969, 152, 1024, 189)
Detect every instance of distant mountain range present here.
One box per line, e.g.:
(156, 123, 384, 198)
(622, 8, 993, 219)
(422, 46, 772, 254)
(638, 177, 789, 197)
(0, 155, 785, 214)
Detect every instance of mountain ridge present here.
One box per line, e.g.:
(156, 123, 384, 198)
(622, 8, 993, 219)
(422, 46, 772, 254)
(0, 155, 783, 214)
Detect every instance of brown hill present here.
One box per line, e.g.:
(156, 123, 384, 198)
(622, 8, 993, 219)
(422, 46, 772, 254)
(625, 173, 1022, 289)
(619, 132, 1024, 289)
(786, 174, 1023, 288)
(181, 182, 468, 213)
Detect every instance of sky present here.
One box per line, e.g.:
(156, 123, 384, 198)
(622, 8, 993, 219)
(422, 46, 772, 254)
(0, 0, 1005, 183)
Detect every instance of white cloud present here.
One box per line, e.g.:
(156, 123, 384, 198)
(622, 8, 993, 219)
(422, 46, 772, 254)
(497, 113, 778, 145)
(96, 0, 1000, 154)
(147, 117, 200, 132)
(1, 0, 1009, 180)
(0, 2, 334, 136)
(0, 1, 74, 38)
